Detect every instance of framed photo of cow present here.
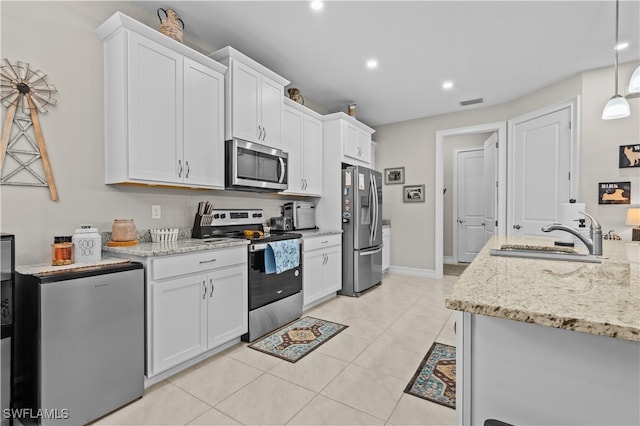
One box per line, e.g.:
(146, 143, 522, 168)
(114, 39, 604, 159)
(403, 184, 425, 203)
(384, 167, 405, 185)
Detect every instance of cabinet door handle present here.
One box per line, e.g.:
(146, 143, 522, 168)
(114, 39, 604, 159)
(209, 278, 214, 297)
(325, 253, 329, 264)
(199, 259, 217, 264)
(202, 281, 207, 299)
(185, 160, 190, 178)
(263, 127, 267, 140)
(178, 159, 183, 177)
(258, 125, 263, 140)
(304, 179, 307, 190)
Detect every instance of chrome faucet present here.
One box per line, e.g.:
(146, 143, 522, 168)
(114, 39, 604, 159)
(541, 212, 602, 256)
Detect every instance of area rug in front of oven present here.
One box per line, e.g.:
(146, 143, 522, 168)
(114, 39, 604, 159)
(248, 316, 348, 363)
(404, 342, 456, 409)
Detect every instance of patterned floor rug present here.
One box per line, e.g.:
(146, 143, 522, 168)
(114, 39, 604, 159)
(443, 263, 468, 276)
(248, 316, 348, 363)
(404, 342, 456, 409)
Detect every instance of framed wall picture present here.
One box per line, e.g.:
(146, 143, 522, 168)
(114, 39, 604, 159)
(403, 184, 425, 203)
(619, 144, 640, 168)
(598, 181, 631, 205)
(384, 167, 405, 185)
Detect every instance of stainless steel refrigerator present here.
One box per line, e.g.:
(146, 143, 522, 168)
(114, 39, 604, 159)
(341, 165, 383, 296)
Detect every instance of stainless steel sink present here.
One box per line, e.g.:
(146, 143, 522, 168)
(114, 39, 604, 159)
(489, 245, 602, 263)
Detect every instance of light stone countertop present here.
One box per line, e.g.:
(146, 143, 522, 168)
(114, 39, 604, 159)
(297, 229, 343, 238)
(102, 238, 249, 257)
(445, 236, 640, 342)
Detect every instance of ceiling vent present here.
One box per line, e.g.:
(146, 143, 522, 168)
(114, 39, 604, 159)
(460, 98, 484, 107)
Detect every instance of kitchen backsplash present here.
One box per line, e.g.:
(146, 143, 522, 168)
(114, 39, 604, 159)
(101, 227, 193, 245)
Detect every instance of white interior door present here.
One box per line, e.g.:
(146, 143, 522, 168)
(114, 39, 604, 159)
(483, 133, 498, 243)
(510, 107, 572, 236)
(456, 149, 485, 263)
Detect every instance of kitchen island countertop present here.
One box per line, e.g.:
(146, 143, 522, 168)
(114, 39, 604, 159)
(445, 236, 640, 341)
(102, 238, 249, 257)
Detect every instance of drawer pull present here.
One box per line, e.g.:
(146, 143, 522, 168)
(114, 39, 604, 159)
(277, 290, 283, 294)
(199, 258, 217, 264)
(321, 240, 329, 244)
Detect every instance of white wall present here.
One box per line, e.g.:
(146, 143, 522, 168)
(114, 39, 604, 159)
(0, 1, 312, 264)
(375, 63, 639, 272)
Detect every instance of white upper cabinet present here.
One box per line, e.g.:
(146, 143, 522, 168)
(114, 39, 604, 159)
(97, 12, 227, 189)
(280, 99, 323, 196)
(209, 47, 289, 149)
(323, 113, 374, 168)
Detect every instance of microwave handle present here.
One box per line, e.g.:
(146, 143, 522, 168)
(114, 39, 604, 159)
(278, 157, 286, 184)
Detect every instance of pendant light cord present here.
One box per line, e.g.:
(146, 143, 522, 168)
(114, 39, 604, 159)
(614, 0, 620, 95)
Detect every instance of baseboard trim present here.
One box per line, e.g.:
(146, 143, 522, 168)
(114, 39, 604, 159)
(388, 265, 436, 278)
(443, 256, 455, 264)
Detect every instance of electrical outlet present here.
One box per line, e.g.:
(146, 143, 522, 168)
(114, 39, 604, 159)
(151, 205, 161, 219)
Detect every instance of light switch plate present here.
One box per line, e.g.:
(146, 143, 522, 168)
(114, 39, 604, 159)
(151, 205, 161, 219)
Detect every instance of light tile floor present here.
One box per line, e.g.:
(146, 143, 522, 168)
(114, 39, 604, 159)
(95, 273, 458, 426)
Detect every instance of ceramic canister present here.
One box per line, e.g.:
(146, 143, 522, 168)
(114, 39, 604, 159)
(72, 225, 102, 263)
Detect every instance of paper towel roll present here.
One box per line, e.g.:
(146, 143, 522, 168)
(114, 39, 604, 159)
(558, 202, 585, 245)
(559, 202, 585, 227)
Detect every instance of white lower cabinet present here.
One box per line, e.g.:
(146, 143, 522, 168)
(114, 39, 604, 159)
(302, 235, 342, 308)
(382, 227, 390, 272)
(148, 246, 247, 377)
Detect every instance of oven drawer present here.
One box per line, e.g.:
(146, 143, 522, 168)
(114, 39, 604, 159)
(303, 234, 341, 252)
(151, 246, 247, 281)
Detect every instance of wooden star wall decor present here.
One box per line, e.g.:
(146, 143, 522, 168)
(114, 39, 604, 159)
(0, 58, 59, 201)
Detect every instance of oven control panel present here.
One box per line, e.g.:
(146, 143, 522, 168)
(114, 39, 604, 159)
(209, 209, 264, 226)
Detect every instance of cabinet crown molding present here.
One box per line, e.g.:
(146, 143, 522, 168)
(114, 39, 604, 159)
(96, 11, 227, 75)
(323, 112, 375, 134)
(209, 46, 290, 87)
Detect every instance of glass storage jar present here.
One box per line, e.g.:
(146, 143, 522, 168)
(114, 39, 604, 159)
(112, 219, 136, 242)
(52, 236, 74, 266)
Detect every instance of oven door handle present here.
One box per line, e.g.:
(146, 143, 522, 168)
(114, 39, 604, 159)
(250, 238, 302, 252)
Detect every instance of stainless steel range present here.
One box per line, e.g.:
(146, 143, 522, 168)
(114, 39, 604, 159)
(194, 209, 303, 342)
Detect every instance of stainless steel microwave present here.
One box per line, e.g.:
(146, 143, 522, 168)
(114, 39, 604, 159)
(226, 138, 288, 192)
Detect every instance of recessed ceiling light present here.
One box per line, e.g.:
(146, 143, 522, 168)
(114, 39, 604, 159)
(442, 81, 454, 90)
(310, 1, 323, 11)
(366, 59, 378, 69)
(615, 42, 629, 50)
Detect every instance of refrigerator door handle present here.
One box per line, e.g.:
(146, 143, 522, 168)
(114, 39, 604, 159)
(368, 174, 375, 244)
(359, 247, 382, 256)
(372, 175, 379, 242)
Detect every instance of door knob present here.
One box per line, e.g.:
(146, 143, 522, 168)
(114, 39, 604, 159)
(513, 224, 521, 230)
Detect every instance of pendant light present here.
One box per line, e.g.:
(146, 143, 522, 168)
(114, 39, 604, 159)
(602, 0, 630, 120)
